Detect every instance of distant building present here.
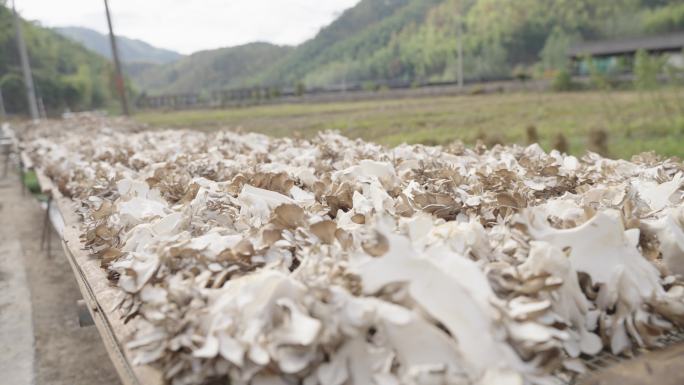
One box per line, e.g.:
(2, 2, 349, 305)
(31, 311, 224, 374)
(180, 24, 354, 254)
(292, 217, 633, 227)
(567, 32, 684, 75)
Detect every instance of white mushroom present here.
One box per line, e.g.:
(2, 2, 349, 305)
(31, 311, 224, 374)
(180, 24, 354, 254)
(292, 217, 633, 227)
(20, 115, 684, 385)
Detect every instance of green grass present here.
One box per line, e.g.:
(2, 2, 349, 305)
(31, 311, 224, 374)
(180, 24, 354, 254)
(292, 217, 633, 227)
(23, 170, 41, 194)
(22, 170, 49, 200)
(136, 89, 684, 159)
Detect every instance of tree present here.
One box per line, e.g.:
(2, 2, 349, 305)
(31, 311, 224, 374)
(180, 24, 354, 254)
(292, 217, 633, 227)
(0, 73, 27, 114)
(0, 3, 115, 115)
(586, 55, 611, 90)
(643, 3, 684, 34)
(634, 49, 663, 90)
(540, 27, 580, 72)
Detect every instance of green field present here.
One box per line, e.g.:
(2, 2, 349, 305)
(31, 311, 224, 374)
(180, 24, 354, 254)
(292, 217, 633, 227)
(136, 89, 684, 160)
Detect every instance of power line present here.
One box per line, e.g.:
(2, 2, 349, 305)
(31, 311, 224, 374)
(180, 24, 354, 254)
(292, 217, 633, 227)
(12, 0, 39, 121)
(104, 0, 130, 116)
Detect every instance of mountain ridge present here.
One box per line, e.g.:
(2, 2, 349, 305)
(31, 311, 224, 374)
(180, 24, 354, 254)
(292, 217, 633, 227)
(55, 26, 183, 65)
(53, 0, 684, 96)
(132, 42, 294, 94)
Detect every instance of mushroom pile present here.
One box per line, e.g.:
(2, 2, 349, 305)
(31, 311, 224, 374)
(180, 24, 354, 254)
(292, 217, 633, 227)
(21, 117, 684, 385)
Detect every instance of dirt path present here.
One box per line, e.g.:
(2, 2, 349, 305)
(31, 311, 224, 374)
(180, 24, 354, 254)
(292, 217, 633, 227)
(0, 171, 120, 385)
(0, 179, 34, 385)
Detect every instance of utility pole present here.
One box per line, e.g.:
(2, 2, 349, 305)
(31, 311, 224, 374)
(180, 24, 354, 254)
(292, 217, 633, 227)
(37, 96, 47, 119)
(104, 0, 130, 116)
(12, 0, 39, 121)
(456, 0, 464, 89)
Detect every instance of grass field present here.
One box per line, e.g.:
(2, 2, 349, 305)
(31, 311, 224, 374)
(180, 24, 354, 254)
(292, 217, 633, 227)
(136, 89, 684, 159)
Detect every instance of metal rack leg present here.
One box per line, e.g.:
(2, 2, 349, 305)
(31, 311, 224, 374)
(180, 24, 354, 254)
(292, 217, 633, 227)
(2, 147, 8, 178)
(19, 160, 26, 196)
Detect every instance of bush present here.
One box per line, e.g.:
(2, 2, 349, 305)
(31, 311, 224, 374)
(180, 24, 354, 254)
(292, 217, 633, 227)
(269, 87, 281, 99)
(469, 85, 486, 95)
(512, 65, 531, 82)
(552, 133, 569, 154)
(526, 125, 539, 144)
(484, 133, 505, 148)
(418, 138, 441, 146)
(23, 171, 41, 194)
(552, 70, 576, 92)
(363, 81, 377, 92)
(587, 56, 611, 90)
(634, 49, 664, 91)
(588, 128, 609, 156)
(295, 82, 306, 96)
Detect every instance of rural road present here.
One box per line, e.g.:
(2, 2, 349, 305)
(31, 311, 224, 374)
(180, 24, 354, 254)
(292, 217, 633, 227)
(0, 171, 120, 385)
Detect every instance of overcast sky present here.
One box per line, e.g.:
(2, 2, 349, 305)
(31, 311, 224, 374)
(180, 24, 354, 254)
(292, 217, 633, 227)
(14, 0, 361, 54)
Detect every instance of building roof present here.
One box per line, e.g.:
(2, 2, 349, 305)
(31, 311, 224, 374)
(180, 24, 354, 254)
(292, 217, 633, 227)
(568, 32, 684, 58)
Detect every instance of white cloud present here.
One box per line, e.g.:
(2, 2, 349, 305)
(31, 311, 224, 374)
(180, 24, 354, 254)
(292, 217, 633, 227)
(13, 0, 360, 54)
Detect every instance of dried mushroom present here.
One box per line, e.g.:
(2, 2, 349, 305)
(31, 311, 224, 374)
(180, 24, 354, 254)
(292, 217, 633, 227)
(18, 114, 684, 385)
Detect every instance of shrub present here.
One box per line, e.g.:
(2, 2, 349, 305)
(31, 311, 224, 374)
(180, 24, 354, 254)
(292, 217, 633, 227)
(295, 82, 306, 96)
(363, 81, 377, 92)
(484, 133, 505, 148)
(23, 171, 41, 194)
(552, 69, 576, 92)
(634, 49, 664, 91)
(526, 125, 539, 144)
(512, 65, 531, 82)
(552, 133, 569, 154)
(587, 56, 611, 91)
(588, 128, 609, 156)
(469, 85, 486, 95)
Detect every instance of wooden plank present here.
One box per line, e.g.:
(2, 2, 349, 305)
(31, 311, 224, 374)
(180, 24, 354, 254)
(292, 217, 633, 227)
(60, 224, 163, 385)
(579, 343, 684, 385)
(34, 167, 163, 385)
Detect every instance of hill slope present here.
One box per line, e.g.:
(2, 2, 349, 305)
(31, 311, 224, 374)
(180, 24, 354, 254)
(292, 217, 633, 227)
(260, 0, 683, 88)
(133, 42, 293, 94)
(55, 26, 183, 64)
(131, 0, 684, 94)
(256, 0, 443, 87)
(0, 5, 116, 115)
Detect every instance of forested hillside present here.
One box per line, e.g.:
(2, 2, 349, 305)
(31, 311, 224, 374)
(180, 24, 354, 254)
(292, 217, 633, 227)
(267, 0, 684, 88)
(55, 27, 183, 65)
(131, 43, 293, 94)
(43, 0, 683, 97)
(0, 3, 116, 115)
(128, 0, 684, 94)
(254, 0, 427, 86)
